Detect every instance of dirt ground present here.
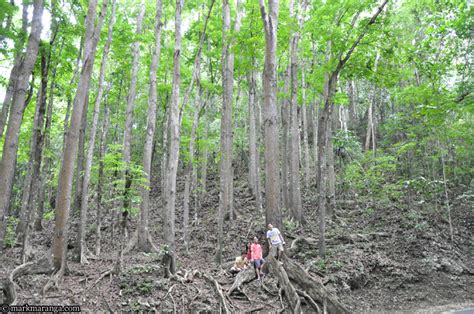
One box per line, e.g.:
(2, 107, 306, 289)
(1, 176, 473, 312)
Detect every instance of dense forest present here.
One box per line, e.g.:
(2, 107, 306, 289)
(0, 0, 472, 312)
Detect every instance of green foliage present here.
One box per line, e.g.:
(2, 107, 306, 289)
(313, 258, 327, 273)
(43, 210, 55, 221)
(4, 216, 18, 248)
(341, 152, 398, 204)
(283, 218, 299, 233)
(99, 144, 147, 216)
(333, 129, 363, 161)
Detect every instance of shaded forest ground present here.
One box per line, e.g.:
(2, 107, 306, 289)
(1, 172, 473, 312)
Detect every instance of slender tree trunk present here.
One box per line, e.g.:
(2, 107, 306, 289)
(346, 80, 356, 129)
(0, 0, 43, 251)
(163, 0, 184, 276)
(281, 69, 290, 211)
(52, 0, 107, 273)
(20, 48, 51, 263)
(161, 105, 169, 195)
(312, 98, 319, 184)
(216, 0, 240, 264)
(0, 0, 30, 141)
(95, 102, 110, 256)
(259, 0, 281, 227)
(34, 11, 64, 232)
(183, 85, 202, 254)
(248, 68, 261, 211)
(115, 0, 145, 273)
(34, 59, 57, 231)
(21, 15, 61, 254)
(77, 0, 117, 264)
(288, 0, 303, 223)
(61, 38, 84, 150)
(73, 96, 89, 220)
(138, 0, 162, 253)
(301, 70, 310, 190)
(365, 53, 380, 154)
(317, 0, 388, 257)
(201, 101, 209, 197)
(440, 147, 454, 242)
(179, 1, 215, 247)
(318, 72, 337, 258)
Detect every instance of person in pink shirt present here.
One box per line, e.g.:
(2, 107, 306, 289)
(250, 236, 264, 281)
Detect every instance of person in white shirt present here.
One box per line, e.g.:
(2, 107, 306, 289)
(266, 223, 285, 261)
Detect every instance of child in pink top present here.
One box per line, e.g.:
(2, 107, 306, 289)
(250, 236, 264, 281)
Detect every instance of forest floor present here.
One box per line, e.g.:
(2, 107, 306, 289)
(1, 174, 473, 312)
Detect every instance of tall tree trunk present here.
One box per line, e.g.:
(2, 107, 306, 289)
(365, 52, 380, 154)
(301, 70, 310, 190)
(95, 102, 110, 256)
(20, 48, 50, 263)
(61, 37, 84, 150)
(34, 9, 64, 232)
(115, 0, 146, 273)
(288, 0, 303, 223)
(216, 0, 240, 264)
(312, 98, 319, 184)
(138, 0, 163, 253)
(163, 0, 184, 276)
(161, 105, 169, 195)
(200, 100, 209, 199)
(317, 0, 388, 257)
(259, 0, 281, 227)
(247, 68, 261, 212)
(0, 0, 30, 141)
(73, 96, 89, 215)
(183, 85, 202, 254)
(52, 0, 107, 274)
(0, 0, 43, 251)
(34, 58, 57, 232)
(281, 69, 290, 211)
(179, 1, 215, 252)
(346, 80, 356, 129)
(77, 0, 117, 264)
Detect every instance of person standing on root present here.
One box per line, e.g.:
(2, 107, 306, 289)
(250, 236, 264, 281)
(266, 223, 285, 261)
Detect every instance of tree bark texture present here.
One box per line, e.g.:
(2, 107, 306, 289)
(247, 69, 262, 211)
(51, 0, 107, 272)
(163, 0, 184, 275)
(288, 0, 303, 223)
(217, 0, 240, 264)
(21, 48, 51, 263)
(114, 0, 145, 273)
(281, 69, 290, 211)
(301, 70, 310, 190)
(138, 0, 162, 252)
(0, 0, 43, 250)
(77, 0, 117, 263)
(259, 0, 281, 228)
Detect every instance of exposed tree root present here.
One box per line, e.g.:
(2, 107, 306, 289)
(204, 274, 232, 314)
(123, 230, 160, 255)
(287, 237, 319, 257)
(267, 255, 302, 313)
(87, 268, 115, 290)
(227, 267, 255, 296)
(282, 255, 348, 313)
(297, 288, 321, 313)
(1, 253, 54, 305)
(288, 233, 392, 257)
